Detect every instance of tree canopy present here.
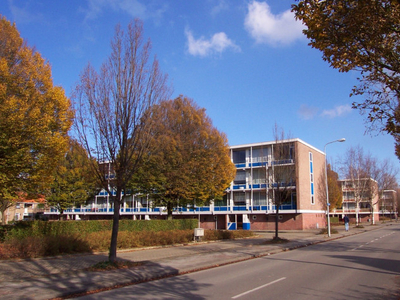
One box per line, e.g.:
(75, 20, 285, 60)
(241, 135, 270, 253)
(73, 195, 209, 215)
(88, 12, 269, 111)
(73, 19, 171, 263)
(292, 1, 400, 158)
(131, 96, 236, 219)
(47, 139, 98, 219)
(0, 16, 73, 222)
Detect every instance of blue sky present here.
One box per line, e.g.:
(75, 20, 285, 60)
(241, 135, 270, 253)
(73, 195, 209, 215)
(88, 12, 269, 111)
(1, 0, 398, 173)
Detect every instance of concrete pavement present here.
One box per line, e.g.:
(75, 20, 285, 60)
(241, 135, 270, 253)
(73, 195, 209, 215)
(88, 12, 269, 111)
(0, 223, 390, 300)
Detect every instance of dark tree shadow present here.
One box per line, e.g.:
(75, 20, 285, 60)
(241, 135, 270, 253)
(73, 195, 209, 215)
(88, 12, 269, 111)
(0, 255, 209, 299)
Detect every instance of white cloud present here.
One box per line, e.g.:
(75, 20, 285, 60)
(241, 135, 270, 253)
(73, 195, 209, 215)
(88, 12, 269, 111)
(298, 104, 319, 120)
(244, 1, 305, 46)
(321, 105, 352, 118)
(185, 29, 241, 57)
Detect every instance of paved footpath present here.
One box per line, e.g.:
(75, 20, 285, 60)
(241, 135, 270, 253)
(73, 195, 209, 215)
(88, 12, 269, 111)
(0, 223, 391, 300)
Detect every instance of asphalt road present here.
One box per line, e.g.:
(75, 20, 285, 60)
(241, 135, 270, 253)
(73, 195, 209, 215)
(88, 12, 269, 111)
(75, 224, 400, 300)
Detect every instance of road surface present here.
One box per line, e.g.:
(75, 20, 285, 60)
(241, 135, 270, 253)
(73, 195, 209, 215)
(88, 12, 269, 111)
(76, 224, 400, 299)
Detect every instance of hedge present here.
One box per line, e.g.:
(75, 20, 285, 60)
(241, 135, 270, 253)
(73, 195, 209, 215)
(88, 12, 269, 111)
(0, 219, 198, 241)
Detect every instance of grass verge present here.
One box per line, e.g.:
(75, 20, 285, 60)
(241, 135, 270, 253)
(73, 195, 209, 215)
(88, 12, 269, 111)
(85, 260, 143, 272)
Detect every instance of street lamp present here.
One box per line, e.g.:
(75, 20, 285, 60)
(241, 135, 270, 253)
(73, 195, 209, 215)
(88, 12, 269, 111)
(324, 138, 345, 237)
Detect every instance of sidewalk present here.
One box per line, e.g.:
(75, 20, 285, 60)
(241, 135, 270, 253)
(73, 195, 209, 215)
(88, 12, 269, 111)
(0, 223, 386, 300)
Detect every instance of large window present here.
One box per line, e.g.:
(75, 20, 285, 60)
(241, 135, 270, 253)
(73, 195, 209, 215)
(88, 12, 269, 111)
(234, 170, 246, 185)
(232, 150, 246, 164)
(252, 168, 266, 184)
(310, 152, 315, 205)
(253, 191, 267, 205)
(252, 147, 268, 163)
(233, 192, 246, 205)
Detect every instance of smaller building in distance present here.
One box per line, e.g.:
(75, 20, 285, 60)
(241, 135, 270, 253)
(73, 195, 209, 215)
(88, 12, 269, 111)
(337, 178, 380, 224)
(379, 189, 398, 220)
(1, 198, 46, 224)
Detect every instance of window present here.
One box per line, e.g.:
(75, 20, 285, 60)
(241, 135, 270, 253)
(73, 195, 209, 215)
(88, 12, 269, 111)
(252, 169, 266, 184)
(252, 147, 268, 163)
(253, 191, 267, 205)
(233, 192, 246, 205)
(232, 150, 246, 164)
(234, 170, 246, 185)
(309, 152, 315, 205)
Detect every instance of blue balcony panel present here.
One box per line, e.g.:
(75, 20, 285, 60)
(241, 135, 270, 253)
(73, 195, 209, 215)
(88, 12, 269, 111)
(214, 207, 228, 211)
(235, 163, 246, 168)
(233, 185, 246, 190)
(233, 206, 247, 211)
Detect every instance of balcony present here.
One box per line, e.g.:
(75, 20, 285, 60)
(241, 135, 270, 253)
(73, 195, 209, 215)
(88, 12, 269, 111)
(45, 203, 297, 215)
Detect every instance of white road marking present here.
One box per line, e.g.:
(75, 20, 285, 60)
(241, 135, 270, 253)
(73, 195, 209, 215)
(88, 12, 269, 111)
(350, 231, 396, 251)
(232, 277, 286, 299)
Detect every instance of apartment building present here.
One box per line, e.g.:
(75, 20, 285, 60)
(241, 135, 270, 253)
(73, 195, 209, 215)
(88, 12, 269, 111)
(45, 138, 327, 230)
(226, 139, 326, 230)
(337, 178, 380, 223)
(379, 189, 398, 220)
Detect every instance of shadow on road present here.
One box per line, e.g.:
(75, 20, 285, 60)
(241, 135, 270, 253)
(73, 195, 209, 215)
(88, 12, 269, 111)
(0, 256, 210, 300)
(78, 270, 211, 299)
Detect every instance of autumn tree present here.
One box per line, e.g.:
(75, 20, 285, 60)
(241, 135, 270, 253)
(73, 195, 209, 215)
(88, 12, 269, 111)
(47, 139, 98, 220)
(0, 16, 73, 224)
(292, 1, 400, 158)
(327, 164, 343, 211)
(267, 124, 296, 240)
(131, 96, 236, 219)
(73, 19, 171, 263)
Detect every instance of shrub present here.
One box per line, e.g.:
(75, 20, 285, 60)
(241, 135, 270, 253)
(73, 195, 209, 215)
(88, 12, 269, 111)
(0, 227, 253, 259)
(1, 219, 198, 241)
(0, 234, 92, 259)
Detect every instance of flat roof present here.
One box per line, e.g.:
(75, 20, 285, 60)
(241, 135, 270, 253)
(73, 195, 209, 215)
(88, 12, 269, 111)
(230, 138, 325, 155)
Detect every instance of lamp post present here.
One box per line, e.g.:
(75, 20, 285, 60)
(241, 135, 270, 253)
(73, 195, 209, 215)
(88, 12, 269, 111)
(324, 138, 345, 237)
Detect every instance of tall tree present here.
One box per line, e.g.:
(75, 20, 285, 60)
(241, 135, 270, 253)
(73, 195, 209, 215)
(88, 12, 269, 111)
(366, 157, 398, 224)
(131, 96, 236, 219)
(47, 139, 98, 220)
(268, 124, 296, 240)
(0, 16, 73, 224)
(339, 146, 398, 225)
(292, 1, 400, 158)
(73, 19, 171, 263)
(340, 146, 372, 225)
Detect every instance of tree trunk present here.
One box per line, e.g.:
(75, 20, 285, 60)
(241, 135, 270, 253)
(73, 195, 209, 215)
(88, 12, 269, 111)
(167, 202, 173, 220)
(1, 210, 6, 225)
(109, 196, 121, 263)
(356, 202, 359, 226)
